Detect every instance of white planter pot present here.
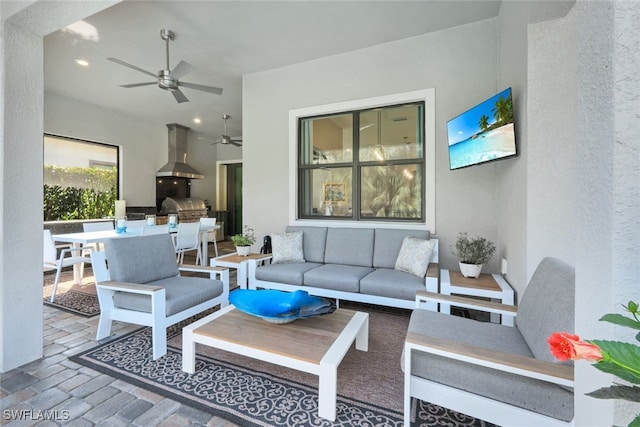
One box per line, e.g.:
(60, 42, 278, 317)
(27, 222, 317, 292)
(459, 262, 483, 278)
(236, 246, 251, 256)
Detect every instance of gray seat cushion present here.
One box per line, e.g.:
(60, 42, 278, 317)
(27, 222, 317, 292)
(255, 262, 323, 285)
(113, 276, 223, 317)
(324, 228, 374, 267)
(105, 234, 179, 283)
(373, 228, 430, 268)
(360, 268, 425, 300)
(285, 226, 327, 263)
(407, 309, 573, 422)
(303, 264, 374, 293)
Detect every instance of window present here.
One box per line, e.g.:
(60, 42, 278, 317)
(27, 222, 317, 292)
(44, 134, 119, 221)
(290, 90, 435, 230)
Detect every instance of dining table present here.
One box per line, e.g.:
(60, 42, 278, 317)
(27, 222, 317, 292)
(52, 224, 219, 285)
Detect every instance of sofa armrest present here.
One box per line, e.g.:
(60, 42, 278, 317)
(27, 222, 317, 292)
(405, 331, 574, 387)
(415, 290, 517, 318)
(426, 262, 439, 280)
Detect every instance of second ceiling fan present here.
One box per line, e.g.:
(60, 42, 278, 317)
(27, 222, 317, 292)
(212, 114, 242, 147)
(108, 29, 223, 104)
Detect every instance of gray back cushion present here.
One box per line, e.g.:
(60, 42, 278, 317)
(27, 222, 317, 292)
(285, 226, 327, 263)
(105, 234, 179, 283)
(373, 228, 430, 268)
(517, 257, 575, 362)
(324, 228, 374, 267)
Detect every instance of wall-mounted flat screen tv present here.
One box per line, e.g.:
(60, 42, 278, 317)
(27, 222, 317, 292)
(447, 87, 517, 170)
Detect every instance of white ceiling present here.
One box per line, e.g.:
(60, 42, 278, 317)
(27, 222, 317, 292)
(44, 0, 502, 141)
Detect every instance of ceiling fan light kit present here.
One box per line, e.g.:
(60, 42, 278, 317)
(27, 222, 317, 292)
(108, 29, 223, 103)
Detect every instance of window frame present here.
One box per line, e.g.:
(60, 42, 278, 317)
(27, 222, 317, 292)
(288, 89, 436, 232)
(43, 133, 121, 218)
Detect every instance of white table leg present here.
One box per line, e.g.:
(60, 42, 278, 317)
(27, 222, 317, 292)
(355, 314, 369, 352)
(318, 363, 337, 421)
(182, 330, 196, 374)
(73, 242, 84, 285)
(237, 261, 248, 290)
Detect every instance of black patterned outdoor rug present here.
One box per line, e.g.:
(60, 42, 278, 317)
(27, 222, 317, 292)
(43, 289, 100, 317)
(70, 307, 492, 427)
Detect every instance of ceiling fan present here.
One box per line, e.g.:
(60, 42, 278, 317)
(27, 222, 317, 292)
(212, 114, 242, 147)
(107, 29, 223, 104)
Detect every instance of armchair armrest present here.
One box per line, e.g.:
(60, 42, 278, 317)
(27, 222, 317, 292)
(178, 264, 227, 276)
(96, 280, 163, 295)
(416, 290, 517, 318)
(405, 331, 574, 388)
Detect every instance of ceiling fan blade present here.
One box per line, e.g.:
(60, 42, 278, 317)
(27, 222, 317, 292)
(108, 58, 157, 79)
(171, 89, 189, 103)
(120, 82, 156, 88)
(229, 141, 243, 147)
(169, 60, 193, 80)
(178, 81, 223, 95)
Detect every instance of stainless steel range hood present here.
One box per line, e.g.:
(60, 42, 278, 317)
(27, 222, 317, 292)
(156, 123, 204, 179)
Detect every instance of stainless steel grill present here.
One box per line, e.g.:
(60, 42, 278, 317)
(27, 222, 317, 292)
(160, 197, 208, 222)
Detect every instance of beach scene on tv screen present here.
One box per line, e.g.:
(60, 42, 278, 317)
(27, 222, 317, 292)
(447, 88, 516, 170)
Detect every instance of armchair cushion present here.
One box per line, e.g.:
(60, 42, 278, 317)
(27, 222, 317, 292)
(105, 234, 179, 283)
(113, 276, 224, 317)
(407, 309, 573, 422)
(516, 257, 575, 363)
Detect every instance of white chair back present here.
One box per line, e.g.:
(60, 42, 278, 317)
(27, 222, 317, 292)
(90, 251, 110, 283)
(82, 221, 114, 232)
(175, 222, 200, 250)
(43, 229, 58, 267)
(199, 217, 216, 227)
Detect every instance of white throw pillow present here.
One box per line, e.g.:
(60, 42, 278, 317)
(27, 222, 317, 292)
(271, 231, 305, 264)
(394, 237, 436, 278)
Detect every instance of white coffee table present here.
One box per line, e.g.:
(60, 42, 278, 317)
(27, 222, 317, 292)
(182, 305, 369, 421)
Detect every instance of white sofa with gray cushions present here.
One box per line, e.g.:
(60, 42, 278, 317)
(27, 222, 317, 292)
(247, 226, 439, 310)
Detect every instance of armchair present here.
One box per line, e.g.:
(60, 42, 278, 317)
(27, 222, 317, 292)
(91, 233, 229, 359)
(404, 257, 575, 427)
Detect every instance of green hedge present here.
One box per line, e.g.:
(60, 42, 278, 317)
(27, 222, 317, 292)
(44, 166, 117, 221)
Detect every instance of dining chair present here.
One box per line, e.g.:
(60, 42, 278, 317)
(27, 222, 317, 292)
(82, 220, 114, 252)
(175, 222, 202, 265)
(43, 229, 92, 302)
(125, 219, 146, 235)
(199, 217, 218, 258)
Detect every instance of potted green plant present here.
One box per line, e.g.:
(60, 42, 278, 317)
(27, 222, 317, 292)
(231, 226, 256, 256)
(451, 232, 496, 278)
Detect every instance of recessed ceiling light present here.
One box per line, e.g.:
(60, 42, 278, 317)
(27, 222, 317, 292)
(193, 117, 201, 124)
(74, 58, 89, 67)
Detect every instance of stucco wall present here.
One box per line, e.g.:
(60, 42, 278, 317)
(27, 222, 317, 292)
(44, 92, 220, 207)
(527, 9, 577, 280)
(243, 18, 502, 270)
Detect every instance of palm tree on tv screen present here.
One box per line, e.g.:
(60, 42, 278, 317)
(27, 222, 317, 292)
(492, 95, 513, 125)
(478, 114, 490, 131)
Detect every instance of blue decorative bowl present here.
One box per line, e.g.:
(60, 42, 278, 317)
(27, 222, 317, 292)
(229, 290, 336, 324)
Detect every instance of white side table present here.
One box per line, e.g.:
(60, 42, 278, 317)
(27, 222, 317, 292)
(210, 253, 272, 289)
(440, 269, 515, 326)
